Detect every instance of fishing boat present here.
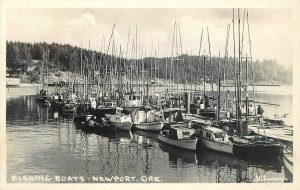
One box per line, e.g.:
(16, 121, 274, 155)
(263, 114, 288, 128)
(61, 102, 77, 115)
(132, 106, 163, 131)
(283, 143, 293, 182)
(122, 92, 142, 114)
(193, 125, 233, 154)
(95, 101, 117, 118)
(197, 95, 216, 118)
(106, 113, 133, 131)
(60, 91, 78, 115)
(50, 93, 64, 110)
(229, 135, 283, 158)
(36, 88, 48, 103)
(74, 113, 94, 124)
(158, 126, 198, 151)
(81, 116, 116, 133)
(157, 108, 190, 129)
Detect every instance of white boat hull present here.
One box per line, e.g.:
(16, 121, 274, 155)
(134, 121, 164, 131)
(107, 113, 132, 123)
(198, 138, 233, 154)
(158, 134, 198, 151)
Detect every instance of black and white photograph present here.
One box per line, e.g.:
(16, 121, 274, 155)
(1, 0, 298, 189)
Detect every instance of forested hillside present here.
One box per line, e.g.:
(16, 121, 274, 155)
(6, 41, 292, 85)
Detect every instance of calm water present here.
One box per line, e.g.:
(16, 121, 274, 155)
(6, 86, 293, 183)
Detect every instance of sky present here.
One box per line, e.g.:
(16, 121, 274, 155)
(6, 8, 292, 67)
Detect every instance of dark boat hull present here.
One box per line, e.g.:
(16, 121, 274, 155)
(76, 119, 116, 133)
(74, 114, 94, 123)
(199, 110, 216, 118)
(232, 142, 282, 159)
(94, 107, 116, 118)
(51, 101, 64, 110)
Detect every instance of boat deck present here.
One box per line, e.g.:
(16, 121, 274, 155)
(248, 125, 293, 143)
(185, 114, 212, 125)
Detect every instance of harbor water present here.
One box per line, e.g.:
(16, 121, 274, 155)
(6, 85, 293, 183)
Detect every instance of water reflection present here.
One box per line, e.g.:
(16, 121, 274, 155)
(6, 95, 288, 183)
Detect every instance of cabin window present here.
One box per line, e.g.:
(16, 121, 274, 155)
(129, 96, 132, 100)
(206, 132, 212, 139)
(214, 133, 226, 139)
(198, 130, 203, 137)
(133, 96, 136, 100)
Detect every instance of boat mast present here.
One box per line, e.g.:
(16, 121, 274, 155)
(246, 9, 255, 114)
(203, 49, 206, 97)
(224, 24, 230, 111)
(217, 51, 221, 122)
(207, 27, 213, 96)
(238, 8, 243, 135)
(170, 21, 176, 108)
(198, 27, 203, 97)
(233, 9, 239, 132)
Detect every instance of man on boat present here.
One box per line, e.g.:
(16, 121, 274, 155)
(257, 105, 264, 115)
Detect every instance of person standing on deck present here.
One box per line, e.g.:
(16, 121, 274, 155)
(257, 105, 264, 115)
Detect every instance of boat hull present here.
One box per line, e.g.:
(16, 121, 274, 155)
(198, 138, 233, 154)
(163, 120, 190, 130)
(123, 107, 138, 114)
(75, 122, 116, 133)
(74, 114, 94, 123)
(95, 107, 116, 118)
(283, 149, 293, 182)
(113, 122, 133, 131)
(232, 142, 282, 158)
(158, 133, 198, 151)
(134, 121, 164, 131)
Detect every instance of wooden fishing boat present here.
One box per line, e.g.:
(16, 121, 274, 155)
(263, 114, 287, 127)
(95, 101, 117, 118)
(73, 112, 94, 124)
(122, 92, 142, 114)
(36, 89, 48, 103)
(158, 126, 198, 151)
(106, 113, 133, 131)
(134, 121, 164, 131)
(197, 95, 216, 118)
(50, 93, 64, 110)
(157, 108, 190, 129)
(193, 126, 233, 154)
(229, 135, 283, 158)
(60, 102, 77, 115)
(83, 117, 116, 133)
(132, 107, 163, 131)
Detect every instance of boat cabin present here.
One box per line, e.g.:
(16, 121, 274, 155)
(168, 127, 195, 140)
(98, 101, 117, 108)
(196, 126, 230, 142)
(124, 92, 142, 107)
(162, 108, 186, 123)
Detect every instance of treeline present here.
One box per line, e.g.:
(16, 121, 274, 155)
(6, 41, 292, 84)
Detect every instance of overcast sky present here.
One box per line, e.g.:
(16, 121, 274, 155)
(6, 8, 292, 67)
